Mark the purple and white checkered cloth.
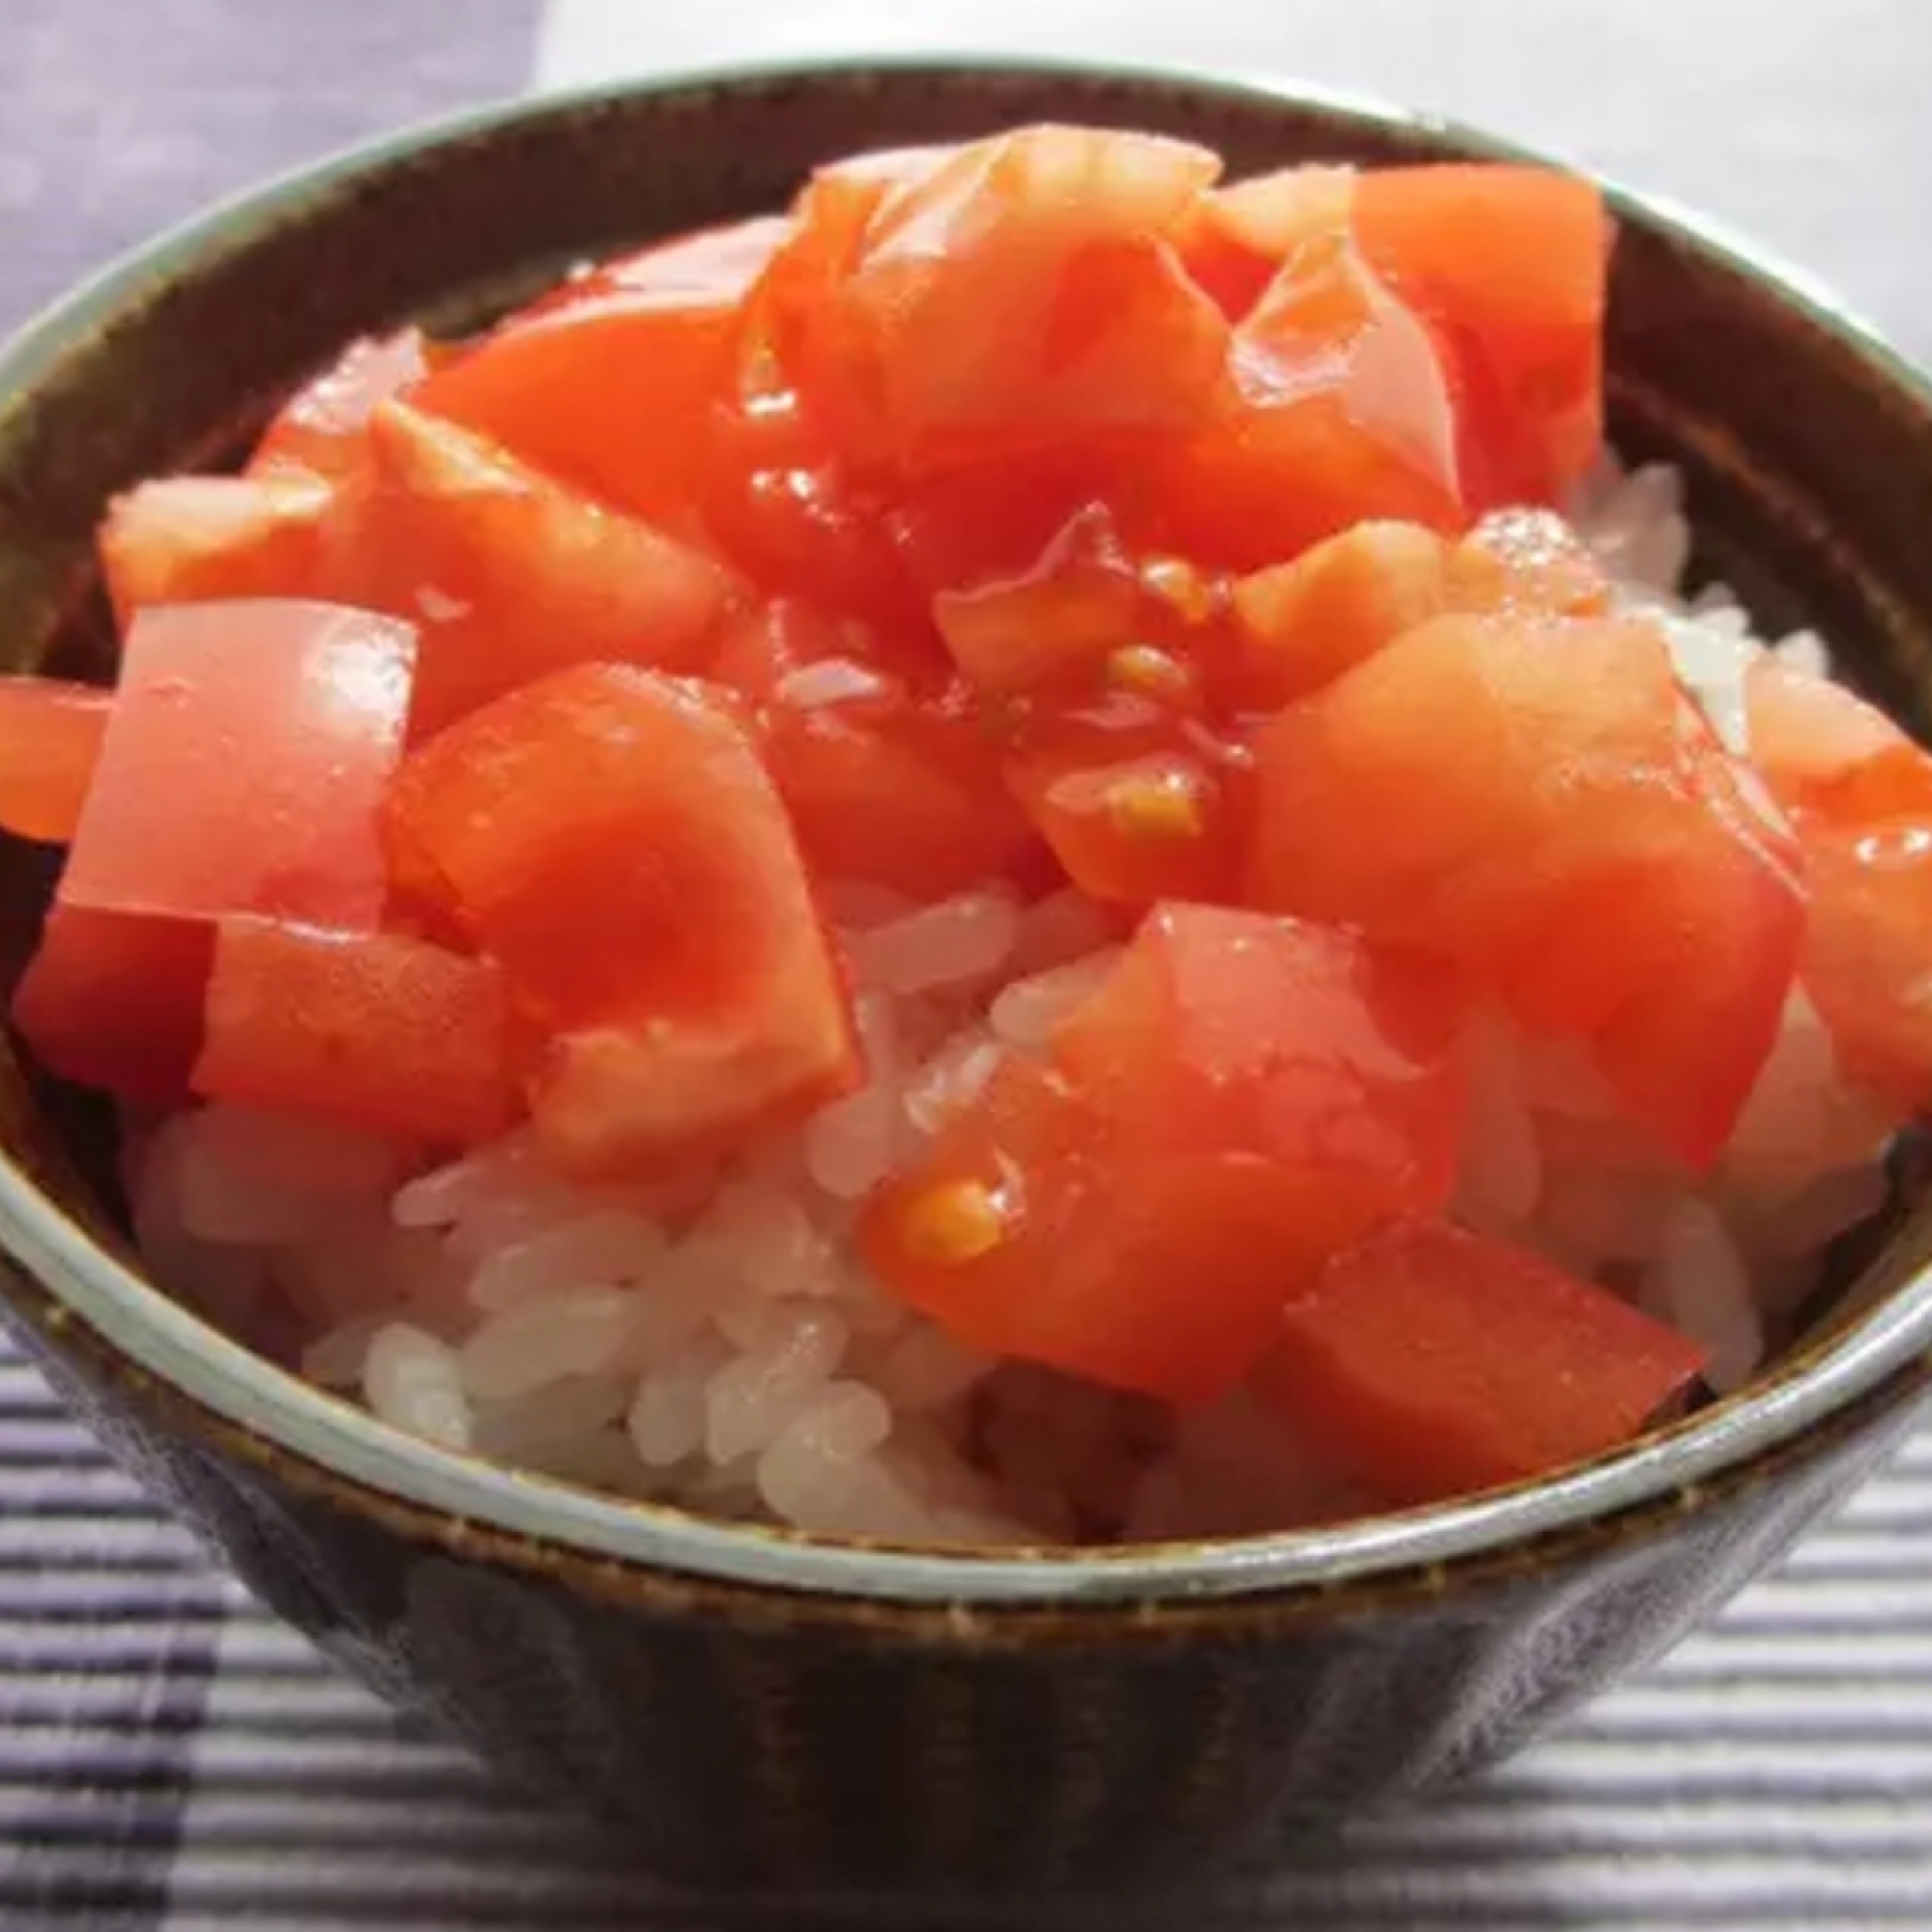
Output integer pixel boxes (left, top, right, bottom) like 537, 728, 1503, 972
6, 4, 1932, 1924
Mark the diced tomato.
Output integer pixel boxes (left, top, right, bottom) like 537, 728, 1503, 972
1259, 1219, 1707, 1503
1747, 655, 1932, 827
821, 127, 1226, 473
1249, 615, 1801, 1166
99, 474, 341, 622
699, 367, 927, 634
63, 601, 414, 933
384, 662, 856, 1173
0, 678, 112, 843
1747, 656, 1932, 1104
934, 505, 1152, 698
863, 907, 1465, 1402
1178, 164, 1356, 320
716, 600, 1036, 898
1008, 739, 1243, 908
1143, 234, 1464, 572
363, 400, 738, 737
1226, 521, 1450, 711
1444, 506, 1611, 619
12, 906, 213, 1105
1353, 165, 1609, 505
250, 329, 428, 480
408, 216, 790, 533
194, 918, 518, 1145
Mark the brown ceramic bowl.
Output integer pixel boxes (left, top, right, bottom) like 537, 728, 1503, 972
3, 57, 1932, 1911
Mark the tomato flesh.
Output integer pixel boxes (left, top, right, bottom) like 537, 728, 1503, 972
863, 906, 1465, 1401
408, 216, 790, 533
1250, 614, 1802, 1167
250, 329, 428, 480
194, 918, 517, 1146
364, 400, 738, 737
1353, 165, 1609, 505
100, 474, 342, 622
0, 678, 112, 844
1259, 1219, 1707, 1503
64, 601, 414, 933
1146, 235, 1465, 572
384, 662, 856, 1173
1749, 656, 1932, 1103
716, 600, 1036, 898
13, 907, 213, 1106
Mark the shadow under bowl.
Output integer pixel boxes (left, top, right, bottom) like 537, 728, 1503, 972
2, 56, 1932, 1906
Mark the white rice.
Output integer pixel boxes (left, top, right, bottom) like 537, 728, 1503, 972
124, 452, 1905, 1545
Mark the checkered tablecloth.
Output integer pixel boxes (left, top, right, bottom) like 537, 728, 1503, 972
7, 3, 1932, 1925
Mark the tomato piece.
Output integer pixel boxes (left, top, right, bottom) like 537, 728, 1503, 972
700, 367, 926, 634
933, 505, 1151, 698
1746, 657, 1932, 1103
250, 329, 427, 479
194, 918, 517, 1145
1747, 655, 1932, 827
12, 906, 213, 1105
716, 601, 1035, 898
1143, 235, 1464, 572
1444, 506, 1611, 619
1259, 1220, 1706, 1503
0, 678, 112, 843
1353, 166, 1609, 505
409, 216, 789, 533
1226, 521, 1450, 711
384, 662, 856, 1173
99, 474, 341, 623
363, 400, 738, 737
825, 127, 1226, 472
63, 602, 413, 933
863, 907, 1465, 1402
1179, 164, 1356, 319
1054, 905, 1467, 1184
1249, 615, 1801, 1166
1009, 741, 1241, 908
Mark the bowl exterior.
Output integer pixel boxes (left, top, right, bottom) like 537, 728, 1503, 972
4, 1264, 1921, 1897
4, 60, 1932, 1902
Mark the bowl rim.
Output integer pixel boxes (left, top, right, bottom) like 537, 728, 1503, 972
4, 50, 1932, 1609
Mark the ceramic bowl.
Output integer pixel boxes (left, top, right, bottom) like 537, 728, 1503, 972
3, 57, 1932, 1910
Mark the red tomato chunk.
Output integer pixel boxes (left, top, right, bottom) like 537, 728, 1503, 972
385, 662, 857, 1175
0, 678, 112, 844
194, 919, 517, 1145
61, 602, 414, 933
1259, 1219, 1707, 1503
863, 906, 1465, 1402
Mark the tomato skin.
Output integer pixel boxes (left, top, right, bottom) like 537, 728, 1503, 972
100, 474, 343, 623
1249, 614, 1801, 1168
13, 907, 213, 1106
384, 662, 857, 1173
0, 678, 112, 844
409, 216, 790, 534
1178, 165, 1357, 320
1258, 1219, 1706, 1504
249, 329, 427, 480
363, 401, 739, 737
1143, 236, 1465, 573
1352, 166, 1609, 505
1747, 656, 1932, 827
863, 907, 1466, 1402
63, 601, 415, 935
822, 127, 1227, 473
194, 919, 518, 1146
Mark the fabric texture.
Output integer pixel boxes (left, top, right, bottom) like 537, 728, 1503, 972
3, 2, 1931, 1925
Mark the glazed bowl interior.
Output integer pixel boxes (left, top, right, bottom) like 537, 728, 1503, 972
4, 57, 1932, 1609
